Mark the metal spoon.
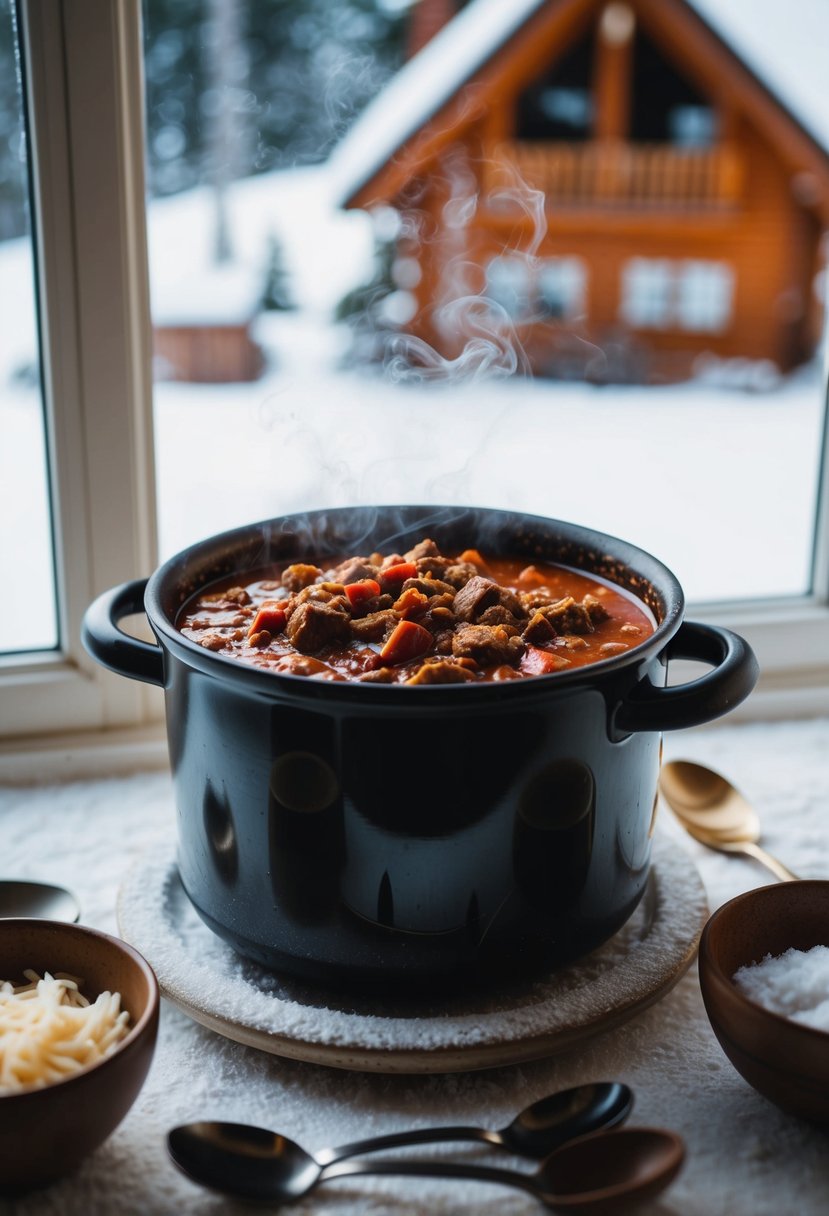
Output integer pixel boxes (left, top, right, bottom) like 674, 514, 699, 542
168, 1121, 684, 1211
0, 880, 80, 922
659, 760, 798, 882
314, 1081, 632, 1164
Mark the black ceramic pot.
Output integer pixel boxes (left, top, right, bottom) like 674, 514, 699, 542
83, 506, 758, 992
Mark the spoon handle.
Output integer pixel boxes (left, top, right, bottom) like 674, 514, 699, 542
715, 840, 799, 882
315, 1125, 495, 1167
319, 1156, 543, 1202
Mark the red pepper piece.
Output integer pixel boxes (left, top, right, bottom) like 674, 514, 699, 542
247, 601, 287, 638
381, 561, 417, 583
520, 645, 570, 675
344, 579, 381, 607
379, 620, 433, 665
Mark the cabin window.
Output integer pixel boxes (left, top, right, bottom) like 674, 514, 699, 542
485, 256, 531, 319
486, 256, 586, 322
620, 258, 674, 329
516, 30, 594, 142
629, 27, 712, 144
537, 258, 587, 320
676, 260, 734, 332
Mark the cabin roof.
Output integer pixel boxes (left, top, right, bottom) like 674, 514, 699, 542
328, 0, 829, 209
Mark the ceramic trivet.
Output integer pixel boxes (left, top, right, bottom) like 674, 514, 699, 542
117, 831, 707, 1073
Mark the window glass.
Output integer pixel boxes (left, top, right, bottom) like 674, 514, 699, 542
676, 260, 734, 333
0, 0, 57, 655
143, 0, 827, 607
620, 258, 673, 329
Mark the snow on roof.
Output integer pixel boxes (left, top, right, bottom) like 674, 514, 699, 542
328, 0, 829, 210
327, 0, 547, 207
151, 262, 263, 327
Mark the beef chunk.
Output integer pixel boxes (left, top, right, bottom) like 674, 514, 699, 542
349, 609, 398, 642
401, 576, 456, 599
357, 667, 396, 684
406, 659, 475, 685
405, 538, 441, 562
286, 601, 350, 653
327, 557, 379, 584
414, 554, 454, 577
281, 563, 323, 592
452, 624, 525, 667
442, 562, 479, 589
452, 575, 527, 625
477, 604, 523, 631
538, 595, 609, 635
452, 575, 501, 621
522, 611, 558, 644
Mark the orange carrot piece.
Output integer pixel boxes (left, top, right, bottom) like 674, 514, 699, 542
345, 579, 381, 607
379, 620, 433, 665
520, 645, 570, 675
382, 561, 417, 583
247, 602, 287, 638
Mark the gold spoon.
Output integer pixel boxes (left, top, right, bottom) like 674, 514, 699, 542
659, 760, 798, 882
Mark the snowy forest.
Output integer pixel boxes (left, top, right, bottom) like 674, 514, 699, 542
0, 0, 409, 240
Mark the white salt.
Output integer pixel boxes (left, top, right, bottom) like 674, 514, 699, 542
733, 945, 829, 1032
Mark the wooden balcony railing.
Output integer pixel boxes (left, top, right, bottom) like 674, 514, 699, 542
494, 141, 743, 210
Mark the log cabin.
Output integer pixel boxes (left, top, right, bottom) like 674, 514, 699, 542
330, 0, 829, 382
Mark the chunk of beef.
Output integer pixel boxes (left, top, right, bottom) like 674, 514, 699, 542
414, 554, 454, 577
404, 538, 442, 562
538, 595, 609, 635
452, 575, 501, 621
327, 556, 379, 584
349, 609, 398, 642
286, 601, 350, 654
406, 659, 475, 685
453, 575, 527, 625
522, 611, 558, 645
281, 563, 323, 592
401, 576, 456, 599
442, 561, 479, 589
452, 624, 525, 667
357, 667, 396, 684
477, 604, 523, 632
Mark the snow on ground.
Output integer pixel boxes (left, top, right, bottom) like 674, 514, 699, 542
1, 165, 826, 652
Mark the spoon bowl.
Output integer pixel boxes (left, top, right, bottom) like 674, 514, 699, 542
0, 881, 80, 923
659, 760, 797, 882
314, 1081, 632, 1165
168, 1121, 684, 1211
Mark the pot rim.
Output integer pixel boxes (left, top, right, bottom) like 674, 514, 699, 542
144, 504, 685, 703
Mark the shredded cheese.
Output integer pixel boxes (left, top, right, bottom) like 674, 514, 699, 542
0, 969, 131, 1095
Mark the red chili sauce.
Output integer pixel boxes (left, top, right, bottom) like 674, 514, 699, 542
177, 538, 655, 684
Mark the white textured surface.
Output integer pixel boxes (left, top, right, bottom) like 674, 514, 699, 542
1, 717, 828, 1215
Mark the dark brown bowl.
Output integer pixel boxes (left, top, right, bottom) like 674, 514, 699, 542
698, 881, 829, 1124
0, 919, 159, 1194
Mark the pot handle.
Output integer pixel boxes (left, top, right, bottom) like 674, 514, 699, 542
81, 578, 165, 688
614, 621, 758, 735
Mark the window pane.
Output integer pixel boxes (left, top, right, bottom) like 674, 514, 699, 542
144, 0, 827, 607
0, 0, 57, 654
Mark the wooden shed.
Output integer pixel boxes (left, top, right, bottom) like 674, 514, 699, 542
152, 264, 264, 384
330, 0, 829, 381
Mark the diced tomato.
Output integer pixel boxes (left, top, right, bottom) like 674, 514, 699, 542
344, 579, 381, 607
379, 620, 433, 665
520, 645, 570, 675
381, 561, 417, 583
247, 601, 287, 638
393, 587, 429, 617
